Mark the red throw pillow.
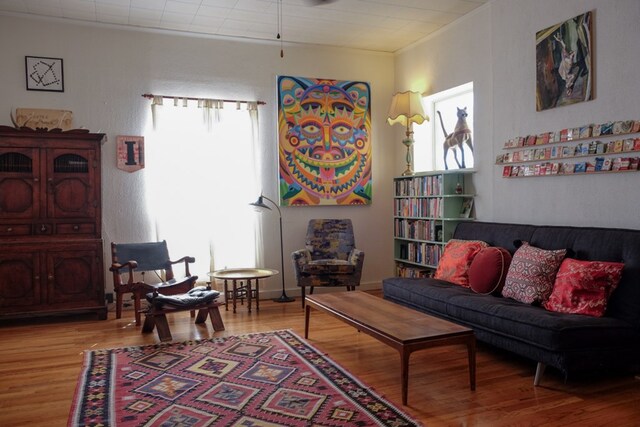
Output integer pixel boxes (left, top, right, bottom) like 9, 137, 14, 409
543, 258, 624, 317
434, 239, 488, 286
468, 247, 512, 294
502, 242, 566, 304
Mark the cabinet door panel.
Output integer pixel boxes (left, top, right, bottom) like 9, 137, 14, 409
0, 252, 41, 308
47, 149, 97, 219
46, 248, 102, 305
0, 148, 41, 220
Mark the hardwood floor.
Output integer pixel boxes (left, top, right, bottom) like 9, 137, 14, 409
1, 290, 639, 426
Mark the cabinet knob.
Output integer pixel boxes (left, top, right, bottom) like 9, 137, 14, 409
33, 178, 39, 182
48, 275, 54, 280
40, 224, 48, 232
34, 275, 40, 280
73, 225, 80, 231
6, 227, 12, 232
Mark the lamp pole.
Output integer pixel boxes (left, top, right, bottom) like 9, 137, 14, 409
250, 195, 295, 303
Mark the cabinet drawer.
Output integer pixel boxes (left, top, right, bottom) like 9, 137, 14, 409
0, 224, 31, 236
56, 223, 96, 235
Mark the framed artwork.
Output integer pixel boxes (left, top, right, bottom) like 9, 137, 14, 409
460, 198, 474, 218
25, 56, 64, 92
116, 135, 145, 172
277, 76, 372, 206
536, 11, 593, 111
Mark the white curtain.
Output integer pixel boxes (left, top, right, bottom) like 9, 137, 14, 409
146, 98, 261, 277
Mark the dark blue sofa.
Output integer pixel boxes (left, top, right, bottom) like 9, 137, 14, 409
383, 221, 640, 384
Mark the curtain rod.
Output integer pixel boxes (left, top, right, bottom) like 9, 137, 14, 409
142, 93, 266, 105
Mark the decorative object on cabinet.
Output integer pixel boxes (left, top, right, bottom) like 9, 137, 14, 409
0, 126, 106, 320
11, 108, 73, 131
497, 119, 640, 178
116, 135, 145, 172
393, 169, 476, 278
536, 11, 593, 111
250, 194, 294, 303
25, 56, 64, 92
276, 76, 372, 206
387, 90, 429, 176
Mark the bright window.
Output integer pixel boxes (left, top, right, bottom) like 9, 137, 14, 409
414, 82, 474, 172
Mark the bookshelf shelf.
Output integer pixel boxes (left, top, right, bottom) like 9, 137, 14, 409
393, 169, 476, 278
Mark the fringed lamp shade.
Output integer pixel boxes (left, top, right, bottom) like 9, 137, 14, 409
387, 91, 429, 176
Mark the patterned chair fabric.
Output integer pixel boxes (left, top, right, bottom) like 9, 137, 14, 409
292, 219, 365, 307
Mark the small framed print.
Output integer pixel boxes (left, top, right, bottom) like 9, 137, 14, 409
25, 56, 64, 92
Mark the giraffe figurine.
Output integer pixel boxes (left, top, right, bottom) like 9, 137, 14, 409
437, 107, 473, 170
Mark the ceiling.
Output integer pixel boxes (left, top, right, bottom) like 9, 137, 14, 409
0, 0, 489, 53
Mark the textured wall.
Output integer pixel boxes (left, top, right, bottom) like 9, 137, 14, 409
395, 0, 640, 230
0, 15, 396, 296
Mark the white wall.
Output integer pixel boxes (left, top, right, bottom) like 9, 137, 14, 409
395, 0, 640, 230
0, 15, 396, 296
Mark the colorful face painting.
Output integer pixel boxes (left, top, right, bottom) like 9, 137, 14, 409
277, 76, 372, 206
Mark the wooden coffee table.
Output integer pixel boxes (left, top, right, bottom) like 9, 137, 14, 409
304, 291, 476, 405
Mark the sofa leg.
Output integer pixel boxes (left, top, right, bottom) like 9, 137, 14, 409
534, 362, 546, 386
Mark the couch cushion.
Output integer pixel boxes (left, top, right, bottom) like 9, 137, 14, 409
468, 247, 512, 294
301, 259, 355, 275
502, 243, 566, 304
544, 258, 624, 317
434, 239, 488, 286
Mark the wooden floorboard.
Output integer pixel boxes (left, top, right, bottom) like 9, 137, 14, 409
1, 290, 639, 426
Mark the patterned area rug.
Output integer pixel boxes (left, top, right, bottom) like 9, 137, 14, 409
68, 329, 421, 426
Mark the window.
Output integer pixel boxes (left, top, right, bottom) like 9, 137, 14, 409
145, 100, 260, 276
414, 82, 474, 172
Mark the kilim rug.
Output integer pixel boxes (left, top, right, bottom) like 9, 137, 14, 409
68, 329, 422, 426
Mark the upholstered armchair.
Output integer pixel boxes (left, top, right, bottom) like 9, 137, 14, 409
291, 219, 365, 307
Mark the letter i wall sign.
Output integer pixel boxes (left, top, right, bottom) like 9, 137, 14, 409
116, 135, 145, 172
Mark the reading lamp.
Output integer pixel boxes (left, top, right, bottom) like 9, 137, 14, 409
250, 194, 295, 303
387, 91, 429, 176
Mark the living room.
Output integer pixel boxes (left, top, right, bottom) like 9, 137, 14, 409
1, 0, 639, 425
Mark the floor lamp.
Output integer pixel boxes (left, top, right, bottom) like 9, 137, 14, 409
250, 195, 295, 303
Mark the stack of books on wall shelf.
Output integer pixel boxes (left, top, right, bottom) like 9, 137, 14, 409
501, 119, 640, 149
497, 137, 640, 165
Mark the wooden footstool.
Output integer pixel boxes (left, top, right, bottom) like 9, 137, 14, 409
141, 286, 225, 342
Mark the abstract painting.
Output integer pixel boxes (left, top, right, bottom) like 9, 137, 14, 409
277, 76, 371, 206
536, 11, 593, 111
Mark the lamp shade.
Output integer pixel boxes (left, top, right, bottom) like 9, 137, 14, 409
387, 91, 429, 127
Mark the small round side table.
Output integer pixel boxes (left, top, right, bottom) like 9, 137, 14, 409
208, 268, 278, 313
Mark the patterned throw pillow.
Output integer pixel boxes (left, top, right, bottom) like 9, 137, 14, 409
502, 242, 566, 304
468, 247, 512, 295
543, 258, 624, 317
434, 239, 488, 286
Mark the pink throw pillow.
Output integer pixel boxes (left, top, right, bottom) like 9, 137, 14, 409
543, 258, 624, 317
434, 239, 488, 287
501, 242, 566, 304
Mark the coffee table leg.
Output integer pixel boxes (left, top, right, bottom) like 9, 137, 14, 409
247, 279, 252, 313
468, 336, 476, 391
224, 280, 229, 311
255, 279, 260, 312
400, 349, 410, 405
304, 304, 311, 339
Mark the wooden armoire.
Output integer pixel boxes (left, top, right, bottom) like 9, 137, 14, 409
0, 126, 107, 320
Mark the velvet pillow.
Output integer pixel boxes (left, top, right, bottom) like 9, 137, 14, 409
468, 247, 512, 295
502, 242, 566, 304
543, 258, 624, 317
434, 239, 488, 286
